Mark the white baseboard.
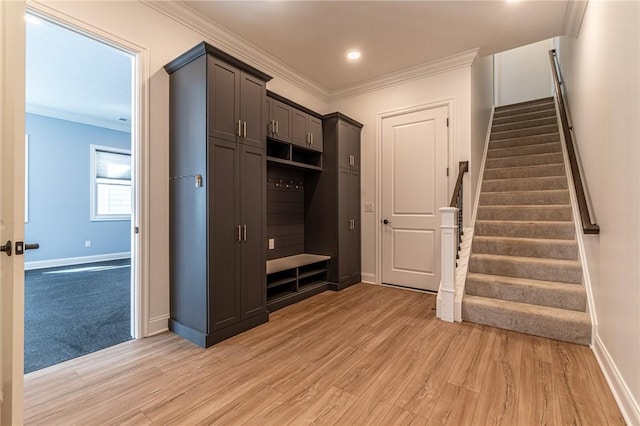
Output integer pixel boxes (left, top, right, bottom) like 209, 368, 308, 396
147, 314, 169, 337
593, 334, 640, 425
25, 252, 131, 270
361, 273, 377, 284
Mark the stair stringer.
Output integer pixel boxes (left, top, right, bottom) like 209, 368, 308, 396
553, 97, 597, 344
452, 107, 495, 321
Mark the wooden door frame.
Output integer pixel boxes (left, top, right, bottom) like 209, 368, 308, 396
26, 3, 151, 339
375, 100, 453, 287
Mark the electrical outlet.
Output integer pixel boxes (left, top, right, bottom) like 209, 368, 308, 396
268, 239, 275, 250
85, 240, 91, 248
364, 202, 374, 212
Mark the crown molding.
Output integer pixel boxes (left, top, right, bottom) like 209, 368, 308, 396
26, 104, 131, 132
330, 48, 479, 102
141, 0, 331, 102
562, 0, 588, 38
142, 1, 480, 104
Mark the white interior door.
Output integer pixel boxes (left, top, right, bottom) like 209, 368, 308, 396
381, 106, 448, 291
1, 0, 26, 423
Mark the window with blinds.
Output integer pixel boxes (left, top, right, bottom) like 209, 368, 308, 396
90, 145, 132, 220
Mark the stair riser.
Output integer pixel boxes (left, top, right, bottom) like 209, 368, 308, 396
492, 117, 557, 132
483, 164, 565, 180
485, 152, 564, 169
461, 300, 591, 345
469, 256, 582, 284
494, 102, 556, 117
482, 177, 567, 192
465, 278, 586, 311
489, 134, 560, 150
479, 190, 569, 206
492, 109, 556, 126
472, 238, 578, 260
491, 125, 559, 141
487, 142, 562, 159
475, 222, 575, 240
476, 206, 573, 221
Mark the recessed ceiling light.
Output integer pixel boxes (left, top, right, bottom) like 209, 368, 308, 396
347, 50, 361, 61
25, 14, 42, 25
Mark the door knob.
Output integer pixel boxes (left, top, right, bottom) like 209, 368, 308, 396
0, 240, 11, 256
383, 219, 391, 225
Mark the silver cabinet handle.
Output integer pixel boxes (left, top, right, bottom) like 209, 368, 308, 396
237, 225, 242, 241
243, 225, 247, 241
243, 121, 247, 138
276, 121, 279, 134
237, 120, 242, 137
310, 133, 313, 145
271, 120, 275, 135
349, 155, 355, 166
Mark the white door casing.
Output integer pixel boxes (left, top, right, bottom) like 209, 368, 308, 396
1, 0, 26, 423
381, 106, 448, 291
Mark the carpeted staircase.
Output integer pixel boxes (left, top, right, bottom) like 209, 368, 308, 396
462, 97, 591, 345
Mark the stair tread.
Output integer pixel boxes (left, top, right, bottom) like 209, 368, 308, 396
488, 132, 560, 144
473, 235, 577, 245
495, 98, 554, 110
492, 108, 556, 122
492, 124, 558, 135
492, 117, 557, 130
488, 141, 561, 154
477, 219, 573, 223
480, 189, 569, 196
478, 204, 572, 208
482, 176, 566, 183
471, 252, 581, 267
467, 272, 584, 289
463, 294, 590, 321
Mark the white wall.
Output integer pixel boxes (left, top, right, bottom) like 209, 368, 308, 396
470, 54, 495, 210
37, 1, 329, 334
329, 68, 472, 284
494, 39, 554, 106
555, 1, 640, 423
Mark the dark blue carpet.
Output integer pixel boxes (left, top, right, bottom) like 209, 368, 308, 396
24, 259, 132, 374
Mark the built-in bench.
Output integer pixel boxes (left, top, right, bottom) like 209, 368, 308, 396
266, 253, 330, 311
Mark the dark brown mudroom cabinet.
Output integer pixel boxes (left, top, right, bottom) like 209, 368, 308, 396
306, 113, 363, 289
165, 42, 272, 347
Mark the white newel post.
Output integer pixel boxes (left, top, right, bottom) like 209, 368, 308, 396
437, 207, 458, 322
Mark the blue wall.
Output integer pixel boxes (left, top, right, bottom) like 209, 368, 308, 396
25, 113, 131, 263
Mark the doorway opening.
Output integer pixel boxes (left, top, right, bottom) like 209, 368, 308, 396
24, 13, 136, 373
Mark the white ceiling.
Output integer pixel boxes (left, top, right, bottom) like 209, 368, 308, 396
26, 15, 132, 132
25, 1, 575, 129
182, 0, 571, 91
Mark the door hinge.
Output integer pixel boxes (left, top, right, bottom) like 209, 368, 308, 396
446, 167, 449, 177
446, 117, 449, 127
135, 226, 140, 234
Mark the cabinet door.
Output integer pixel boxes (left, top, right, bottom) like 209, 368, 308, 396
337, 121, 360, 170
337, 167, 351, 283
240, 72, 266, 149
208, 57, 240, 143
349, 169, 361, 282
240, 144, 267, 319
291, 109, 309, 148
209, 138, 241, 332
272, 100, 293, 143
308, 116, 323, 152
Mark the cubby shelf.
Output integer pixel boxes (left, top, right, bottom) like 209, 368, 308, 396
267, 139, 322, 171
266, 254, 330, 311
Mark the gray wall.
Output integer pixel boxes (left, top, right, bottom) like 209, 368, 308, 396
25, 113, 131, 264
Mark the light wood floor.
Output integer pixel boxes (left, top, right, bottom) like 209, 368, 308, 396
24, 283, 624, 425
